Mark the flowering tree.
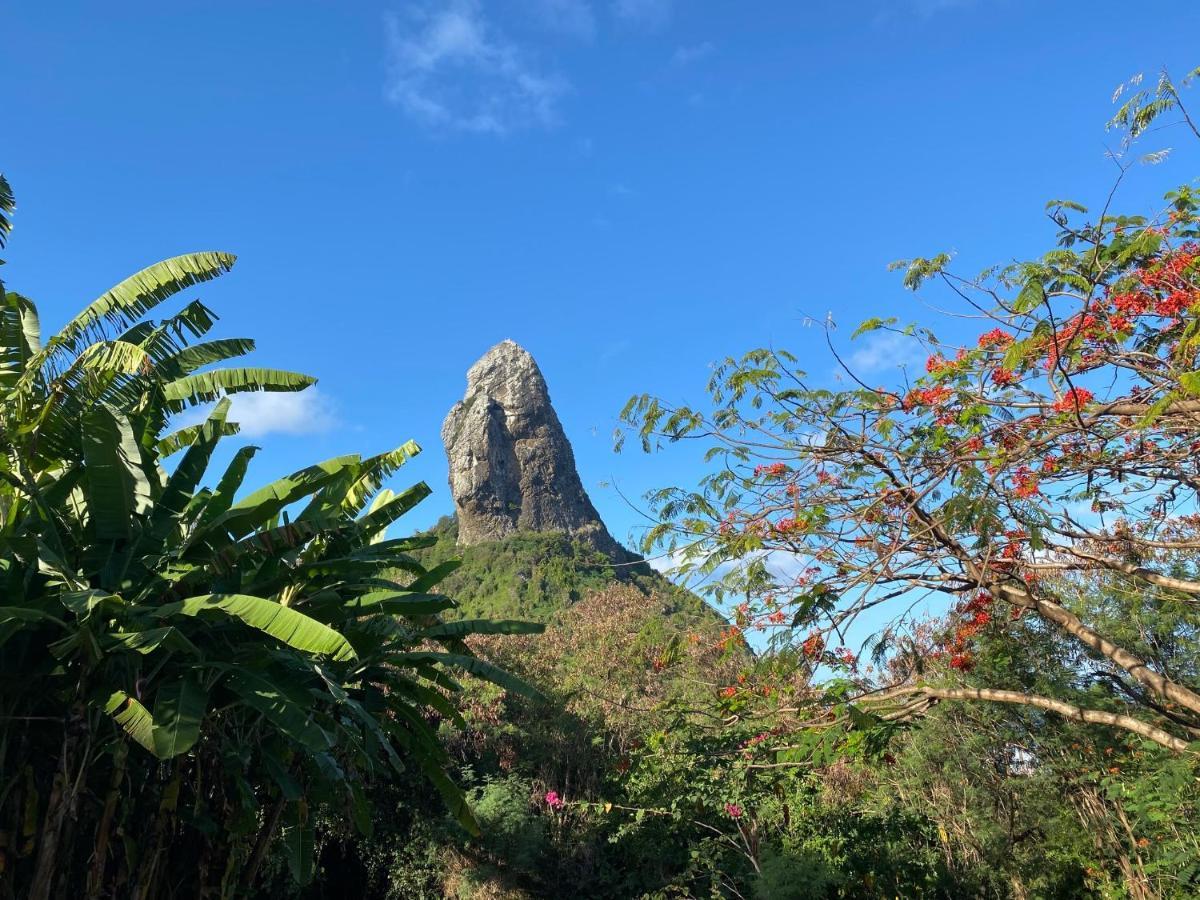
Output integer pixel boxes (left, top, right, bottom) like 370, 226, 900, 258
621, 67, 1200, 754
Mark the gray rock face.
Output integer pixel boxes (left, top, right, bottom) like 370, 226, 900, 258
442, 340, 627, 558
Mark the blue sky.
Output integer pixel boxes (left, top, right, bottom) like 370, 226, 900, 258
4, 0, 1200, 561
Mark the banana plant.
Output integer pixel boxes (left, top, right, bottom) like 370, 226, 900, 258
0, 175, 542, 900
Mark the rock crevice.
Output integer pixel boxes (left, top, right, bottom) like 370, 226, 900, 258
442, 340, 627, 559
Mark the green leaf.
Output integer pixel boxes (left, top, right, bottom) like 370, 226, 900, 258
350, 482, 432, 544
389, 651, 545, 702
151, 675, 207, 758
162, 337, 256, 377
0, 607, 67, 629
338, 591, 455, 618
81, 404, 153, 539
104, 691, 156, 754
1013, 279, 1046, 313
104, 626, 199, 656
851, 317, 898, 339
197, 445, 258, 527
223, 669, 331, 751
156, 594, 357, 661
202, 455, 359, 541
405, 559, 461, 593
282, 802, 315, 886
156, 419, 240, 458
419, 619, 545, 640
0, 173, 13, 250
1136, 393, 1175, 429
59, 589, 124, 618
146, 399, 232, 549
1178, 371, 1200, 395
39, 252, 236, 363
0, 291, 41, 382
163, 367, 315, 409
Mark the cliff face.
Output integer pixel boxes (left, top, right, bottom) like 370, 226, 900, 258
441, 340, 628, 559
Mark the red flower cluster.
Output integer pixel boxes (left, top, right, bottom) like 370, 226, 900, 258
926, 354, 953, 375
904, 385, 953, 409
1111, 291, 1151, 317
991, 367, 1017, 386
961, 435, 984, 454
978, 328, 1014, 349
753, 461, 789, 478
801, 633, 825, 658
942, 593, 996, 673
1012, 466, 1041, 499
1052, 387, 1094, 413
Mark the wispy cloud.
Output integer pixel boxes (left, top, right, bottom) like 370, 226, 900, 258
384, 1, 569, 134
612, 0, 673, 30
844, 331, 923, 375
523, 0, 596, 39
174, 388, 337, 440
672, 41, 713, 66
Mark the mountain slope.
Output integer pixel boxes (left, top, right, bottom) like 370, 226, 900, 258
415, 515, 723, 630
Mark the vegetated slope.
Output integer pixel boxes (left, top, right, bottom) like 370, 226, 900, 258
414, 515, 725, 630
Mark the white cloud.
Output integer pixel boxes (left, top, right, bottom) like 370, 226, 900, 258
227, 388, 337, 438
845, 331, 923, 375
612, 0, 673, 30
672, 41, 713, 66
384, 2, 569, 134
523, 0, 596, 39
173, 388, 337, 440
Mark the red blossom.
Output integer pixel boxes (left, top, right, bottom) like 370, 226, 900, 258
978, 328, 1013, 348
926, 354, 953, 375
991, 367, 1016, 386
801, 633, 825, 658
904, 385, 953, 409
1052, 387, 1094, 413
1012, 466, 1041, 499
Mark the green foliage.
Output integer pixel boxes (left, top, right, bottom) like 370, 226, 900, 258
412, 516, 716, 627
0, 178, 532, 899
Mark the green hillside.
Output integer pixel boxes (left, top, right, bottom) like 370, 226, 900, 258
414, 515, 724, 628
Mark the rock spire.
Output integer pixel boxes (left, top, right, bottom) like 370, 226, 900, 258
441, 340, 627, 558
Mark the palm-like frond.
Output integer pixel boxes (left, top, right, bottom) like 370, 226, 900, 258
0, 198, 539, 895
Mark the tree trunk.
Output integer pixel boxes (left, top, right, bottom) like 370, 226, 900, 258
239, 794, 286, 893
86, 742, 126, 897
27, 708, 85, 900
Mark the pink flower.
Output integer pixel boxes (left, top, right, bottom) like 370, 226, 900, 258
724, 802, 743, 819
544, 790, 563, 809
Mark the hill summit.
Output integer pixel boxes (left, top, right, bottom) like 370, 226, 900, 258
442, 340, 630, 560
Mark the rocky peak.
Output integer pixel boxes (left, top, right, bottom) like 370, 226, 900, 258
442, 340, 628, 559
